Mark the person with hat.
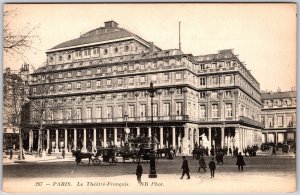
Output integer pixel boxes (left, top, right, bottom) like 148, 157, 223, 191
180, 156, 190, 179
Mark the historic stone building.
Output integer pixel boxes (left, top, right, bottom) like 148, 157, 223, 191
27, 21, 262, 154
261, 90, 296, 147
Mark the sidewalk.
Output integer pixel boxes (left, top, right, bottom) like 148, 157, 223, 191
2, 154, 75, 165
3, 172, 296, 193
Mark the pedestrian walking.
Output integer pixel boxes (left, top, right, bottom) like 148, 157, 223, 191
9, 149, 13, 159
271, 146, 276, 156
229, 147, 232, 156
236, 152, 246, 171
62, 149, 65, 158
208, 158, 216, 178
136, 161, 143, 185
198, 155, 206, 172
180, 156, 190, 179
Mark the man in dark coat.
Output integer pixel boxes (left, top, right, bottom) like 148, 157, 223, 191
271, 146, 276, 156
208, 158, 216, 178
136, 161, 143, 185
198, 155, 207, 172
236, 152, 246, 171
180, 156, 190, 179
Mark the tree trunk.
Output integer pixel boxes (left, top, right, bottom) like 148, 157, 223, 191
19, 128, 23, 160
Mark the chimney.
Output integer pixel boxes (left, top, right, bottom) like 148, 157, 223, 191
6, 67, 10, 74
277, 87, 281, 92
104, 21, 119, 28
149, 42, 155, 53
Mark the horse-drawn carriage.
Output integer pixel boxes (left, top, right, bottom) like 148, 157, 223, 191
192, 146, 206, 159
72, 147, 117, 165
282, 144, 289, 154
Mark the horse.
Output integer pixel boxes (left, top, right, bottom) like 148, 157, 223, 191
72, 150, 93, 165
117, 147, 140, 163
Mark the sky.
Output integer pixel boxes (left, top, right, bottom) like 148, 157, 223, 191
3, 3, 296, 92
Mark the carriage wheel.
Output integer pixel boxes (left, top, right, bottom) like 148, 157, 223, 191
93, 159, 101, 166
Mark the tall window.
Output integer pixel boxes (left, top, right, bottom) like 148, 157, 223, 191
211, 92, 218, 99
58, 84, 63, 91
175, 72, 182, 79
118, 78, 123, 86
58, 109, 63, 120
96, 68, 101, 74
212, 76, 218, 85
107, 106, 113, 118
225, 104, 233, 117
128, 105, 135, 117
86, 69, 91, 75
163, 103, 170, 116
140, 76, 146, 83
153, 103, 158, 116
129, 77, 134, 86
58, 73, 63, 78
107, 79, 112, 87
200, 92, 206, 99
164, 73, 170, 81
225, 75, 232, 84
76, 82, 81, 89
278, 116, 283, 127
200, 105, 206, 118
67, 72, 72, 77
212, 104, 219, 118
96, 80, 101, 87
86, 81, 91, 88
200, 77, 206, 86
140, 104, 146, 117
77, 71, 81, 76
76, 108, 82, 119
225, 91, 232, 98
117, 105, 123, 118
287, 116, 293, 127
86, 107, 92, 119
67, 83, 72, 90
96, 107, 102, 118
200, 64, 205, 70
67, 108, 72, 119
268, 117, 274, 127
176, 102, 182, 115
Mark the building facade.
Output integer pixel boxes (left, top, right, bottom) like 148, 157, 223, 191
26, 21, 262, 154
261, 90, 296, 147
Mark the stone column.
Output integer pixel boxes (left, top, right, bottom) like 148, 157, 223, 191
29, 129, 33, 151
172, 126, 176, 148
103, 128, 107, 148
208, 127, 212, 151
221, 127, 225, 149
160, 126, 163, 148
55, 129, 58, 153
114, 128, 118, 146
82, 129, 87, 152
136, 127, 140, 136
46, 129, 50, 151
74, 129, 77, 150
148, 126, 151, 137
38, 130, 41, 151
64, 129, 68, 151
93, 128, 97, 149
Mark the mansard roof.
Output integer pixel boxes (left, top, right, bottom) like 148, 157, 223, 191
261, 91, 296, 100
49, 21, 160, 52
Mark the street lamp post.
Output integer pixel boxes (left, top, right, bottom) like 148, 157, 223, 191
148, 81, 157, 178
124, 113, 129, 143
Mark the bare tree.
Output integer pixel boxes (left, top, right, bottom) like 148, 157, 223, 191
3, 71, 29, 160
3, 9, 39, 58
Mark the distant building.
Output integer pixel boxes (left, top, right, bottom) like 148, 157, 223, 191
27, 21, 262, 154
3, 64, 30, 150
261, 90, 296, 147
